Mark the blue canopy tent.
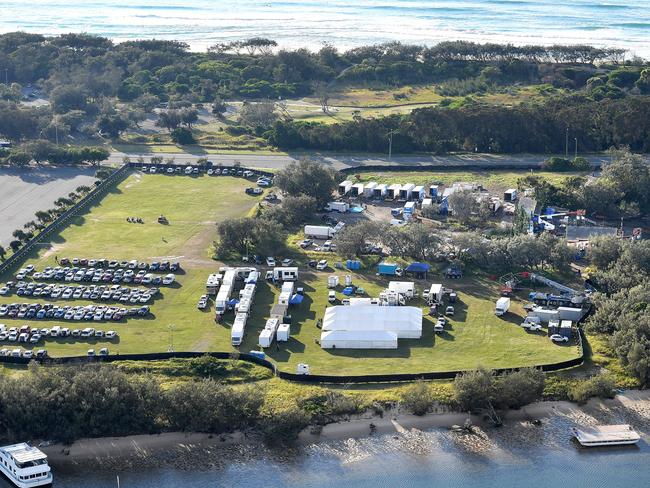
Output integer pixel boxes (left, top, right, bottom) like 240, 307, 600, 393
342, 287, 355, 296
289, 294, 304, 305
406, 262, 430, 278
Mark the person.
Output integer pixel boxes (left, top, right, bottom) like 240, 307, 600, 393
54, 255, 58, 264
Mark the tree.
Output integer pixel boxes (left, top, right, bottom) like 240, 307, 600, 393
401, 381, 436, 415
315, 81, 330, 113
170, 127, 195, 145
0, 245, 6, 261
180, 108, 199, 128
156, 110, 182, 131
260, 407, 310, 445
238, 101, 278, 129
97, 114, 129, 138
216, 217, 287, 257
12, 229, 28, 242
454, 368, 495, 412
448, 190, 477, 224
211, 96, 227, 117
50, 86, 87, 113
8, 150, 31, 166
274, 158, 338, 206
9, 240, 21, 252
334, 221, 385, 258
264, 195, 318, 229
35, 210, 52, 224
80, 147, 110, 166
495, 368, 545, 409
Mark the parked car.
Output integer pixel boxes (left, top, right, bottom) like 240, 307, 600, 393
316, 260, 328, 270
281, 258, 293, 267
445, 306, 455, 316
550, 334, 569, 343
266, 256, 276, 267
99, 348, 109, 357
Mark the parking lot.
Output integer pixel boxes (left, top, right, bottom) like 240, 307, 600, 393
0, 166, 97, 246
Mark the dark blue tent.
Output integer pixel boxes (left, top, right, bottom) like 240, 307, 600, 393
342, 287, 355, 296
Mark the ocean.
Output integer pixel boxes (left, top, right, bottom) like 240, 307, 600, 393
1, 0, 649, 56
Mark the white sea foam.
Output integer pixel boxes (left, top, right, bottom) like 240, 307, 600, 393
1, 0, 649, 56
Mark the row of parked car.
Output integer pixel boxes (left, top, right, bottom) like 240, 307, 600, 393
140, 164, 261, 180
2, 282, 158, 304
0, 302, 150, 321
12, 265, 176, 286
57, 258, 179, 272
0, 324, 118, 344
0, 348, 48, 360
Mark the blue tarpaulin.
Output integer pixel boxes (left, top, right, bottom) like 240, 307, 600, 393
289, 294, 304, 305
228, 299, 240, 307
342, 287, 355, 296
406, 262, 430, 273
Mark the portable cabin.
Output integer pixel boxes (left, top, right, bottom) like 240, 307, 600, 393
259, 318, 280, 347
387, 184, 402, 200
272, 267, 298, 282
412, 185, 425, 201
373, 184, 388, 199
278, 282, 295, 305
429, 185, 439, 200
276, 323, 290, 341
351, 183, 364, 197
363, 182, 378, 198
399, 183, 415, 201
215, 269, 236, 315
504, 188, 518, 202
338, 180, 353, 195
421, 198, 433, 209
560, 320, 573, 339
328, 275, 340, 288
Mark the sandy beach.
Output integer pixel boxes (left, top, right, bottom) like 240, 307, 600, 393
41, 389, 650, 470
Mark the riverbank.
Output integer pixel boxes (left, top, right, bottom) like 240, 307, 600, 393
42, 390, 650, 471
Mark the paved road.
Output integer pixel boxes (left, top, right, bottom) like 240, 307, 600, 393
0, 167, 97, 247
108, 151, 614, 170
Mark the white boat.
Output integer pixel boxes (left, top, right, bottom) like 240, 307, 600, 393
0, 443, 52, 487
573, 424, 641, 447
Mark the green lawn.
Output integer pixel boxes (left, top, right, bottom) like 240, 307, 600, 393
0, 172, 580, 375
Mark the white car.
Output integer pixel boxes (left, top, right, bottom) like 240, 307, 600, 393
22, 350, 33, 359
550, 334, 569, 343
105, 330, 117, 339
316, 260, 328, 270
281, 258, 293, 267
0, 287, 9, 296
266, 257, 276, 267
162, 274, 175, 285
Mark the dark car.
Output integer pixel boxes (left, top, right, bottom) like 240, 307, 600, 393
308, 260, 318, 268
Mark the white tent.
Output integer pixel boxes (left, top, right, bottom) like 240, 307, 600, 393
321, 305, 422, 340
320, 330, 398, 349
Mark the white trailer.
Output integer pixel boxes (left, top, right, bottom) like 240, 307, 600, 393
412, 185, 425, 201
278, 281, 295, 305
399, 183, 415, 201
495, 297, 511, 316
215, 269, 236, 315
338, 180, 353, 195
388, 281, 416, 299
351, 183, 364, 197
373, 184, 388, 199
529, 307, 560, 323
558, 307, 585, 321
363, 182, 378, 197
206, 273, 222, 295
231, 313, 248, 346
277, 323, 290, 342
259, 318, 280, 348
304, 225, 334, 239
425, 284, 443, 304
325, 201, 349, 213
387, 184, 402, 200
273, 267, 298, 282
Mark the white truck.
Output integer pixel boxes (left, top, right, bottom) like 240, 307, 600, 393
495, 297, 511, 316
304, 225, 335, 239
325, 201, 349, 213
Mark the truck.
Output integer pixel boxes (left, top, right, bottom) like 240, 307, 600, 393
425, 284, 443, 304
325, 201, 349, 213
495, 297, 511, 316
377, 262, 403, 277
388, 281, 415, 299
304, 225, 334, 239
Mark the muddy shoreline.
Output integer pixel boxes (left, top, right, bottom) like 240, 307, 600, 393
42, 390, 650, 473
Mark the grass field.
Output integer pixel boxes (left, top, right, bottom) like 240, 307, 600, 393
0, 172, 580, 375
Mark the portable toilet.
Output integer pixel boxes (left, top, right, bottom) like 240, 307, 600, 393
429, 185, 439, 200
345, 275, 353, 286
373, 184, 388, 199
338, 180, 353, 195
328, 275, 340, 288
412, 185, 425, 201
346, 260, 361, 270
363, 182, 378, 198
399, 183, 415, 201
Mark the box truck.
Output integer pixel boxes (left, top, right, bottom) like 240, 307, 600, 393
495, 297, 511, 316
377, 262, 403, 276
304, 225, 334, 239
325, 201, 349, 213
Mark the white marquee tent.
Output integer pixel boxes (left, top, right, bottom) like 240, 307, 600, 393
320, 330, 398, 349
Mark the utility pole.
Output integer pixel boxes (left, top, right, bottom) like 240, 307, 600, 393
387, 130, 396, 160
565, 127, 569, 158
574, 137, 578, 159
55, 125, 59, 146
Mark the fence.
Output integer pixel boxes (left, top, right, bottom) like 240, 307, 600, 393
0, 164, 131, 277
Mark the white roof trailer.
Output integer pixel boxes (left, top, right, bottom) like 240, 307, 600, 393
351, 183, 364, 197
206, 273, 222, 295
338, 180, 353, 195
387, 184, 402, 200
231, 313, 248, 345
259, 317, 280, 348
425, 284, 443, 303
273, 267, 298, 282
399, 183, 415, 201
363, 182, 378, 197
412, 185, 425, 201
215, 269, 236, 315
373, 184, 388, 198
278, 281, 295, 305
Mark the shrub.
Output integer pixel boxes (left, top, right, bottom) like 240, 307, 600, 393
568, 374, 616, 404
401, 380, 437, 416
260, 407, 310, 445
170, 127, 195, 145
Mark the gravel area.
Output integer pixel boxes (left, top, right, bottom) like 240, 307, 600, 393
0, 166, 97, 246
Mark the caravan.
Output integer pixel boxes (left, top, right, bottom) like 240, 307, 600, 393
273, 267, 298, 282
231, 313, 248, 346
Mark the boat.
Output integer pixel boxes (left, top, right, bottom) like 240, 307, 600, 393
0, 443, 53, 487
573, 424, 641, 447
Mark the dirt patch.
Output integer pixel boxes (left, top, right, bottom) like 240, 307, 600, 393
41, 243, 66, 259
124, 173, 142, 189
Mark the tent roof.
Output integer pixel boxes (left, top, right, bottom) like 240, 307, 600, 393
322, 305, 422, 333
406, 262, 430, 273
321, 330, 398, 342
